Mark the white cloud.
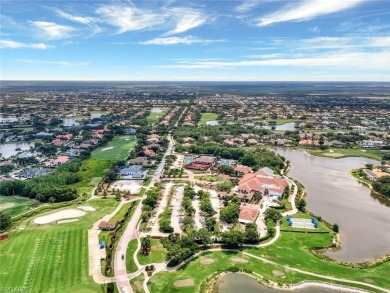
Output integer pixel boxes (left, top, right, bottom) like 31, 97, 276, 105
96, 4, 165, 34
15, 59, 88, 67
139, 36, 224, 45
164, 8, 207, 36
0, 39, 50, 49
257, 0, 366, 26
156, 51, 390, 70
30, 21, 75, 39
235, 0, 270, 13
55, 10, 96, 25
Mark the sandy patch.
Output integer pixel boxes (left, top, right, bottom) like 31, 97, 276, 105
0, 203, 15, 211
364, 278, 374, 283
329, 149, 334, 152
231, 257, 248, 263
77, 206, 96, 212
173, 279, 194, 288
272, 270, 285, 277
200, 257, 215, 265
362, 150, 366, 152
125, 139, 130, 141
57, 219, 79, 224
34, 209, 86, 224
110, 180, 143, 194
101, 147, 113, 152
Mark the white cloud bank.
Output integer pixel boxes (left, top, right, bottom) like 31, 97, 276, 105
0, 39, 50, 49
30, 21, 75, 39
139, 36, 224, 45
257, 0, 366, 26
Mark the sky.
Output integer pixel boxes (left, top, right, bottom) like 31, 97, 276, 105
1, 0, 390, 81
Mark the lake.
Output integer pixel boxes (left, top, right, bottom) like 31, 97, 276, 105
0, 142, 34, 159
274, 148, 390, 262
218, 273, 353, 293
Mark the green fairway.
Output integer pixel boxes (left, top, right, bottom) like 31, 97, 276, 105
198, 113, 218, 126
91, 135, 136, 160
0, 198, 118, 293
150, 227, 390, 293
138, 238, 167, 265
146, 108, 170, 125
309, 148, 385, 161
0, 196, 35, 217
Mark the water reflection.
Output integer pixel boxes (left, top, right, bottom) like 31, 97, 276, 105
274, 148, 390, 262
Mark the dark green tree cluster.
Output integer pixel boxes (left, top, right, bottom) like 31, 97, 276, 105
0, 160, 82, 202
0, 212, 12, 231
373, 176, 390, 198
161, 233, 198, 266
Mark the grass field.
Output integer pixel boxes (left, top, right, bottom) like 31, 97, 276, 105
138, 238, 167, 265
198, 113, 219, 126
73, 158, 113, 195
309, 148, 385, 161
126, 239, 139, 273
146, 108, 170, 125
0, 198, 118, 293
150, 225, 390, 293
130, 273, 145, 293
0, 196, 35, 217
91, 135, 136, 161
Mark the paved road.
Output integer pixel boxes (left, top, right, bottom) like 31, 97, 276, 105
113, 134, 174, 293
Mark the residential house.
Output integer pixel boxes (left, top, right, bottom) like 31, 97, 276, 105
331, 140, 346, 148
238, 203, 260, 224
19, 167, 53, 179
44, 155, 71, 167
117, 165, 148, 179
128, 157, 149, 166
363, 169, 378, 181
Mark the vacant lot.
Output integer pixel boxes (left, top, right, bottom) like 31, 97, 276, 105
198, 113, 218, 126
0, 198, 118, 293
91, 135, 136, 160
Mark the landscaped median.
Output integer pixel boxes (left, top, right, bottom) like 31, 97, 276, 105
100, 200, 139, 277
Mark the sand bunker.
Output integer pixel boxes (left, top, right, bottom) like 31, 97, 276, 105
364, 278, 374, 283
0, 203, 15, 211
231, 257, 248, 263
101, 147, 114, 152
272, 270, 285, 277
57, 219, 79, 224
173, 279, 194, 288
200, 257, 215, 265
77, 206, 96, 211
34, 209, 86, 224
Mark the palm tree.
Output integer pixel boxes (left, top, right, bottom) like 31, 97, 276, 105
141, 235, 151, 256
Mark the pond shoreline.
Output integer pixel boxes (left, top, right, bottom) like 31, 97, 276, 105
201, 271, 371, 293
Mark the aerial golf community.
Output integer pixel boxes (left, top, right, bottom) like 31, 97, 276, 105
0, 104, 389, 293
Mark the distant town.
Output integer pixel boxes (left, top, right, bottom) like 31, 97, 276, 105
0, 82, 389, 293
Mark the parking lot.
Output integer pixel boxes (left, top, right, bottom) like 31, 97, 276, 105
171, 185, 185, 233
150, 182, 173, 233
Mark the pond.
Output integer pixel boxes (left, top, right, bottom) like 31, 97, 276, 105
218, 273, 354, 293
62, 118, 80, 127
274, 148, 390, 262
262, 122, 296, 131
0, 142, 34, 159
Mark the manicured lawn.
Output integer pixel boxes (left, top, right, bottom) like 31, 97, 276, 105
146, 108, 170, 125
0, 196, 35, 217
126, 239, 139, 273
138, 238, 167, 265
309, 148, 385, 161
91, 135, 136, 161
150, 228, 390, 292
198, 113, 219, 126
130, 273, 145, 293
280, 212, 331, 233
0, 198, 118, 293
